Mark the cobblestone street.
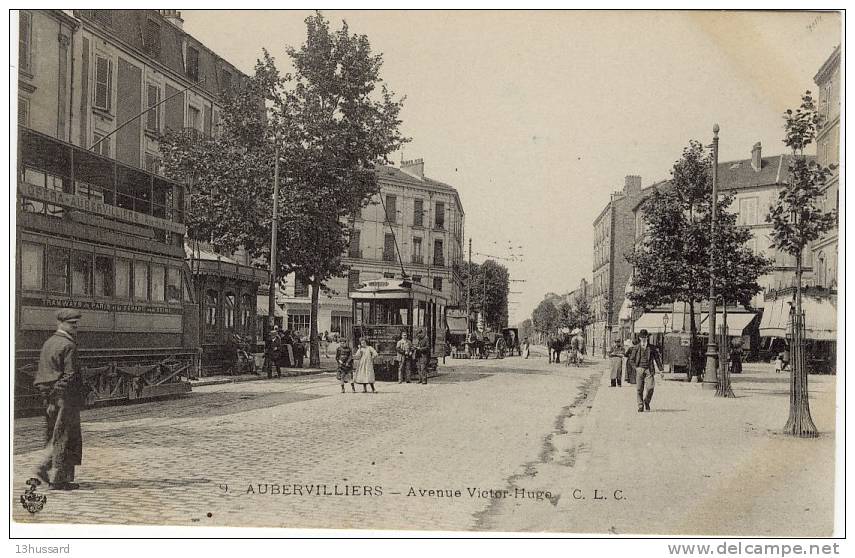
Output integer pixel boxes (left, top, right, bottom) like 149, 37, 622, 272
13, 351, 604, 531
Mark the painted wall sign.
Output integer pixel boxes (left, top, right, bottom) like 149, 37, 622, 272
18, 181, 186, 234
21, 296, 184, 315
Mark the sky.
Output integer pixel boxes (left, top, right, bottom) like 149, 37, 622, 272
181, 10, 841, 325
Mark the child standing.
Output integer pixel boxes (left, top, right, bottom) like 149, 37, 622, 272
353, 337, 378, 393
336, 339, 355, 393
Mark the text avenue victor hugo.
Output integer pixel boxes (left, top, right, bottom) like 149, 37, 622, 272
244, 483, 569, 501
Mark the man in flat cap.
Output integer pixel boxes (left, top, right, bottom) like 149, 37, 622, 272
631, 329, 663, 413
414, 328, 431, 384
33, 308, 86, 490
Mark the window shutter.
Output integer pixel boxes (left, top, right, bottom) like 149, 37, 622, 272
107, 59, 113, 112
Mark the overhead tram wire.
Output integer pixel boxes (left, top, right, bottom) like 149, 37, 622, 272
376, 193, 409, 280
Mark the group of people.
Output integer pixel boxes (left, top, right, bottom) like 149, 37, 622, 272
263, 326, 307, 378
334, 329, 433, 393
609, 329, 663, 412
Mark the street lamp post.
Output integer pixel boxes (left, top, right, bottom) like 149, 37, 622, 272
704, 124, 720, 384
268, 144, 280, 331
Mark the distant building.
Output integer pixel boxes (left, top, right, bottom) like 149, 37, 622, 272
589, 175, 644, 354
278, 158, 466, 338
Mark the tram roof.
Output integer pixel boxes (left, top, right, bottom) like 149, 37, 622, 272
350, 278, 448, 302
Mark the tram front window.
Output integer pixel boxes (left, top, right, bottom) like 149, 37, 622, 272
374, 300, 410, 325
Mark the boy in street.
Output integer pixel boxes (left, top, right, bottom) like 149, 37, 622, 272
395, 330, 413, 383
336, 339, 355, 393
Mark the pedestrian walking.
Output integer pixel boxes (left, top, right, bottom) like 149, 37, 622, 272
632, 329, 663, 412
609, 339, 624, 387
266, 327, 283, 378
395, 330, 414, 383
353, 337, 378, 393
729, 340, 743, 374
781, 347, 791, 372
624, 337, 639, 384
414, 328, 431, 384
321, 331, 330, 359
774, 352, 784, 374
33, 308, 86, 490
335, 339, 355, 393
521, 337, 531, 359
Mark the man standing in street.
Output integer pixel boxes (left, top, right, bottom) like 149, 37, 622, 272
395, 330, 413, 383
33, 308, 86, 490
632, 329, 663, 412
414, 328, 431, 384
266, 326, 283, 378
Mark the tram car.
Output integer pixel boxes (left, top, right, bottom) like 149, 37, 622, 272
15, 128, 196, 413
350, 278, 448, 381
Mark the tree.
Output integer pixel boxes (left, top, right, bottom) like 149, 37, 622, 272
463, 260, 510, 331
518, 319, 535, 342
273, 13, 409, 366
628, 141, 771, 380
571, 292, 593, 349
767, 92, 837, 438
557, 301, 573, 329
532, 298, 560, 341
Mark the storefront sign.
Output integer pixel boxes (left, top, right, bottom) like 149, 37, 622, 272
18, 181, 186, 234
21, 297, 184, 315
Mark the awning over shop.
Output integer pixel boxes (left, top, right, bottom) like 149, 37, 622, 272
256, 295, 287, 317
632, 313, 671, 333
446, 316, 468, 334
760, 295, 837, 341
699, 312, 756, 336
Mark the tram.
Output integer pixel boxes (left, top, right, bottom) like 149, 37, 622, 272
350, 278, 448, 381
15, 128, 195, 412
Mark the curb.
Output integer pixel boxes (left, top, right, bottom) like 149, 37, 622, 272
190, 369, 330, 387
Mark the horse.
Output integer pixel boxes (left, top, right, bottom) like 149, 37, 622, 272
548, 333, 570, 364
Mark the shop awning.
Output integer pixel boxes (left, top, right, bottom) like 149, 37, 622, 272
760, 295, 837, 341
699, 312, 756, 336
632, 313, 671, 333
256, 295, 287, 317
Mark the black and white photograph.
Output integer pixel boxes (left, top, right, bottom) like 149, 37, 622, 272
8, 6, 844, 543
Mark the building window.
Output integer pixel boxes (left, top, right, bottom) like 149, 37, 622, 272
435, 201, 445, 229
385, 194, 397, 223
94, 255, 114, 297
205, 290, 218, 328
21, 242, 43, 291
294, 277, 309, 298
93, 55, 113, 112
46, 248, 69, 294
221, 70, 232, 95
383, 234, 396, 262
348, 229, 361, 258
241, 293, 253, 331
133, 261, 149, 300
19, 11, 32, 73
383, 272, 396, 279
115, 258, 131, 299
433, 239, 444, 267
144, 19, 161, 56
92, 133, 110, 157
146, 84, 161, 132
188, 105, 201, 132
412, 237, 423, 264
224, 292, 236, 329
186, 46, 200, 81
145, 154, 161, 175
150, 263, 165, 301
413, 199, 424, 227
433, 277, 443, 291
411, 275, 422, 284
287, 313, 310, 336
824, 83, 832, 119
348, 270, 361, 292
166, 267, 181, 303
330, 315, 351, 334
737, 197, 758, 226
18, 97, 30, 127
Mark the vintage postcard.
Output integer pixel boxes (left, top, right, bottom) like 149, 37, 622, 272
10, 8, 843, 539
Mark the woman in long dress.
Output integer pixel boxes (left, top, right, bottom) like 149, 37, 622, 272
353, 337, 378, 393
609, 339, 624, 387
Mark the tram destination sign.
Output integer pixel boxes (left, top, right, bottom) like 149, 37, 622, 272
21, 297, 184, 315
18, 181, 186, 235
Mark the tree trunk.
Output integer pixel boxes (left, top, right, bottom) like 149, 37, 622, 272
688, 299, 697, 380
784, 251, 818, 437
309, 278, 321, 367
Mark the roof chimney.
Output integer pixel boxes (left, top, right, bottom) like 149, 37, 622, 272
624, 174, 642, 195
751, 142, 762, 172
160, 10, 184, 29
401, 158, 425, 180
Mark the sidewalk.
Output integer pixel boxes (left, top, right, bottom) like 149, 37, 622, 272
189, 358, 337, 387
486, 360, 837, 536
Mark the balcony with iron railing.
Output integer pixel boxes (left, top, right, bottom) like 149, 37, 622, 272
411, 255, 424, 264
433, 255, 445, 267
